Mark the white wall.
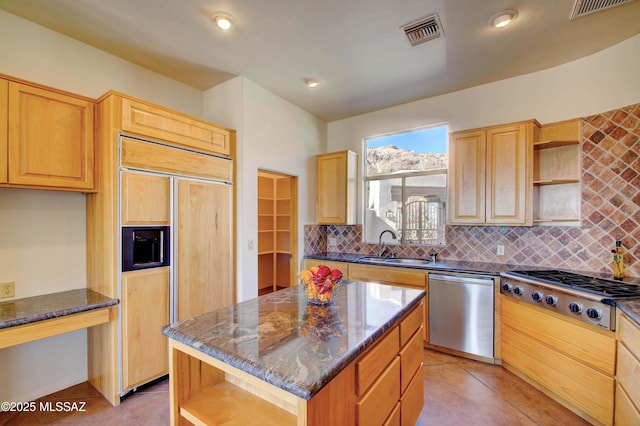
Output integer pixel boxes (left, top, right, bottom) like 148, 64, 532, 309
0, 10, 204, 402
327, 34, 640, 220
204, 77, 326, 302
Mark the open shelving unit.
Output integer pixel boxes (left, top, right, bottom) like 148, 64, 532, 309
533, 119, 581, 226
258, 171, 296, 294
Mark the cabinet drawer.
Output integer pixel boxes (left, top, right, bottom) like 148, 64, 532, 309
121, 98, 230, 156
400, 327, 423, 393
615, 383, 640, 426
121, 137, 232, 183
384, 402, 401, 426
617, 342, 640, 410
356, 327, 399, 396
501, 297, 615, 375
400, 302, 423, 347
619, 313, 640, 361
502, 325, 614, 425
350, 264, 426, 288
401, 366, 424, 426
357, 357, 400, 426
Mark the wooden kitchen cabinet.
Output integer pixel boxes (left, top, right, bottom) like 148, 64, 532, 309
121, 171, 171, 225
448, 120, 538, 226
121, 267, 170, 391
317, 150, 357, 225
615, 312, 640, 425
87, 91, 235, 405
501, 296, 616, 425
177, 178, 232, 321
1, 79, 95, 191
120, 97, 231, 156
533, 119, 581, 225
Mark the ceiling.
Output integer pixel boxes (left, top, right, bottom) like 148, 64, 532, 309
1, 0, 638, 121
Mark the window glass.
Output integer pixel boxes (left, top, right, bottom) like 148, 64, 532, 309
364, 125, 447, 246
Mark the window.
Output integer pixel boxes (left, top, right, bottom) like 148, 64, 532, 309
364, 125, 447, 245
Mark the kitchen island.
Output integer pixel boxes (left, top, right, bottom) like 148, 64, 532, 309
161, 280, 425, 425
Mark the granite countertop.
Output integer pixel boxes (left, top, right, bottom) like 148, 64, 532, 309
0, 289, 118, 330
305, 252, 512, 275
162, 280, 425, 400
617, 300, 640, 325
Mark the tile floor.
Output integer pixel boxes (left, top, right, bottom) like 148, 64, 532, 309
0, 349, 591, 425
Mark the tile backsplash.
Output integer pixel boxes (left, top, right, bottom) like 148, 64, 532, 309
305, 103, 640, 278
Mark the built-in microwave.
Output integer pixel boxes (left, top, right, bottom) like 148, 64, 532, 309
122, 227, 170, 272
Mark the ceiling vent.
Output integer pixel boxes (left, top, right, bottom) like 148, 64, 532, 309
401, 14, 443, 46
570, 0, 635, 19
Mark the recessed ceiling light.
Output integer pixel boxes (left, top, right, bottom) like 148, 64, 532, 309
304, 79, 320, 88
212, 14, 233, 30
488, 9, 518, 28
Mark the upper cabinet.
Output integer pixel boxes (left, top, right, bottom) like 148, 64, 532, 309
120, 96, 231, 157
449, 120, 539, 226
533, 119, 581, 226
317, 150, 357, 225
0, 77, 95, 192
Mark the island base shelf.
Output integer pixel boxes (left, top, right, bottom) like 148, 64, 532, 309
179, 381, 296, 426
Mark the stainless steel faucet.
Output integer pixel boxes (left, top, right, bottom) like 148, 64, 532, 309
378, 230, 397, 257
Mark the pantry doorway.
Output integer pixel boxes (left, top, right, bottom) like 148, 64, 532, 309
257, 170, 298, 296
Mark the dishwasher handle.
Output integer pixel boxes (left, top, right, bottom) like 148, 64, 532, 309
428, 273, 494, 286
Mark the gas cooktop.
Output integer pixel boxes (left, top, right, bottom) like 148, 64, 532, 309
503, 270, 640, 300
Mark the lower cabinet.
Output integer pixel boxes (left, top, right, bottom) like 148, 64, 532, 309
121, 267, 170, 391
615, 312, 640, 425
501, 296, 616, 425
303, 259, 351, 279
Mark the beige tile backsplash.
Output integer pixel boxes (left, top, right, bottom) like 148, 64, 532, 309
305, 103, 640, 278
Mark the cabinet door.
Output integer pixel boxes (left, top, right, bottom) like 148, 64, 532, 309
8, 82, 95, 190
121, 98, 230, 156
121, 267, 170, 391
317, 151, 357, 225
448, 130, 486, 224
486, 124, 531, 225
121, 171, 171, 225
177, 179, 232, 320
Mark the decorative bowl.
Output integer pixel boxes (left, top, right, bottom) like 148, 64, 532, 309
300, 265, 344, 305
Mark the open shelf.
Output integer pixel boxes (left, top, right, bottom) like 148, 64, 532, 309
179, 380, 296, 426
534, 140, 579, 149
533, 119, 581, 226
257, 171, 296, 293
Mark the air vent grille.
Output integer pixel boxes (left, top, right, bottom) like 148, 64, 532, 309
570, 0, 634, 19
401, 14, 443, 46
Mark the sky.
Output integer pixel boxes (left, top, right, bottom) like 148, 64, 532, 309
366, 125, 447, 153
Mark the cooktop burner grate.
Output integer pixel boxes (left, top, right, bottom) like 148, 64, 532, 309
505, 270, 640, 299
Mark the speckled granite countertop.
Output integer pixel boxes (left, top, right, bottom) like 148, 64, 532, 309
305, 252, 511, 275
617, 300, 640, 325
0, 289, 118, 330
162, 280, 424, 400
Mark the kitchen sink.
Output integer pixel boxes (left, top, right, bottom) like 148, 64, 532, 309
385, 258, 431, 265
358, 256, 431, 265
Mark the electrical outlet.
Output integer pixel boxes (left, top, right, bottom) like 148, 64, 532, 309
1, 281, 15, 298
496, 245, 505, 256
248, 239, 254, 250
328, 237, 337, 247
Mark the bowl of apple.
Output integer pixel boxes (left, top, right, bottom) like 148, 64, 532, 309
299, 265, 343, 305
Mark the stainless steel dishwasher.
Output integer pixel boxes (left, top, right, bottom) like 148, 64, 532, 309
428, 272, 495, 361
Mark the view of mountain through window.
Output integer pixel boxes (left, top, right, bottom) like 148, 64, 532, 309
364, 125, 448, 246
